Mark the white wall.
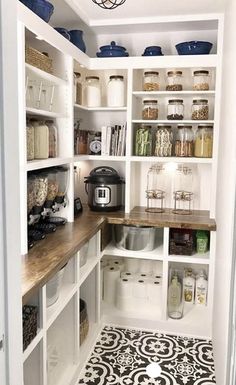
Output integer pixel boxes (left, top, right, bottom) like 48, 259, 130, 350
213, 0, 236, 383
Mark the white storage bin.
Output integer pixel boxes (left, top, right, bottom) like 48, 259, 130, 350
46, 266, 65, 307
113, 225, 156, 251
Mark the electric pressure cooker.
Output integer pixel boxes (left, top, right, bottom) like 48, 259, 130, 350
84, 166, 124, 211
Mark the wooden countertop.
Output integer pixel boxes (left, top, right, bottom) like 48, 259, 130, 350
22, 207, 216, 304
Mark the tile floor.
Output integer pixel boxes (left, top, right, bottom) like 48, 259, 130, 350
77, 325, 216, 385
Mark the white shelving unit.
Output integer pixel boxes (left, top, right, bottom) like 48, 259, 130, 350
17, 4, 223, 385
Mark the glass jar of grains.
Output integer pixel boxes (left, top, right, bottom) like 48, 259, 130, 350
192, 99, 209, 120
135, 125, 152, 156
175, 125, 194, 157
193, 70, 210, 91
142, 100, 158, 120
154, 125, 173, 157
167, 99, 184, 120
143, 71, 160, 91
26, 121, 34, 161
166, 71, 183, 91
194, 124, 213, 158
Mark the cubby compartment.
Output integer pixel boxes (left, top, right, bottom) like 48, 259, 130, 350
47, 296, 77, 385
23, 291, 42, 358
24, 342, 43, 385
79, 232, 101, 286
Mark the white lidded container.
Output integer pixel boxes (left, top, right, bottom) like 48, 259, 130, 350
32, 120, 49, 159
113, 224, 156, 251
84, 76, 101, 107
107, 75, 125, 107
46, 265, 66, 307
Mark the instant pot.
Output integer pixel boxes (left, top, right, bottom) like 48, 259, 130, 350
84, 166, 124, 211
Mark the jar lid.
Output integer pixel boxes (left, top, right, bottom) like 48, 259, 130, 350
177, 124, 192, 129
168, 99, 183, 104
157, 124, 172, 129
167, 70, 182, 76
197, 124, 213, 129
143, 99, 158, 104
74, 72, 81, 77
193, 99, 208, 104
193, 70, 209, 76
144, 71, 159, 76
141, 125, 152, 128
109, 75, 124, 80
85, 76, 100, 80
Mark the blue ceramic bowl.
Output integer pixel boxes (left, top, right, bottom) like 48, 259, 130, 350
20, 0, 54, 22
175, 41, 213, 55
142, 46, 163, 56
96, 41, 129, 57
69, 30, 86, 53
54, 27, 71, 41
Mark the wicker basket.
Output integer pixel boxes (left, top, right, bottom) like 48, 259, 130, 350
169, 228, 194, 256
80, 299, 89, 345
25, 46, 53, 74
22, 305, 38, 351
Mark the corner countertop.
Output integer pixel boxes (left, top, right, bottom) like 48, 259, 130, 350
22, 207, 216, 304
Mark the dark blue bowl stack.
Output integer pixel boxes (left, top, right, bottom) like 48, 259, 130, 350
20, 0, 54, 22
175, 41, 213, 55
69, 30, 86, 53
54, 27, 71, 41
142, 46, 164, 56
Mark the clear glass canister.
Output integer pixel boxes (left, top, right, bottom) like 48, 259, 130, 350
167, 99, 184, 120
166, 71, 183, 91
45, 120, 58, 158
135, 125, 152, 156
32, 120, 49, 159
74, 72, 82, 105
142, 100, 158, 120
84, 76, 101, 107
146, 164, 168, 213
192, 99, 209, 120
107, 75, 125, 107
143, 71, 160, 91
173, 165, 193, 214
193, 70, 210, 91
194, 124, 213, 158
175, 125, 194, 157
26, 120, 34, 161
154, 125, 173, 157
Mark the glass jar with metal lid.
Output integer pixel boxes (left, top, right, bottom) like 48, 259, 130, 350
135, 125, 152, 156
175, 125, 194, 157
107, 75, 125, 107
167, 99, 184, 120
193, 70, 210, 91
143, 71, 160, 91
192, 99, 209, 120
142, 99, 158, 120
84, 76, 101, 107
194, 124, 213, 158
154, 124, 173, 157
166, 71, 183, 91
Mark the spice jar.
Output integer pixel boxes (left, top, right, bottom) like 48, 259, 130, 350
84, 76, 101, 107
45, 120, 58, 158
166, 71, 183, 91
194, 124, 213, 158
74, 72, 82, 105
142, 100, 158, 120
192, 99, 209, 120
167, 99, 184, 120
135, 125, 152, 156
26, 121, 34, 161
143, 71, 160, 91
107, 75, 125, 107
193, 70, 210, 91
175, 125, 194, 157
154, 125, 173, 157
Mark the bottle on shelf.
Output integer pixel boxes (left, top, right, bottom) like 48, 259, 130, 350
183, 269, 195, 304
168, 272, 183, 319
195, 270, 208, 305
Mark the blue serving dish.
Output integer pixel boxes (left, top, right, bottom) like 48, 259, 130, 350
54, 27, 71, 41
96, 41, 129, 57
69, 30, 86, 53
175, 41, 213, 55
20, 0, 54, 22
142, 46, 164, 56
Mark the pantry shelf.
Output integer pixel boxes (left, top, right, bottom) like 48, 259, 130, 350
23, 329, 43, 362
74, 104, 127, 111
132, 119, 215, 124
103, 242, 164, 260
130, 156, 213, 164
168, 252, 210, 264
26, 157, 73, 171
74, 155, 126, 162
133, 91, 216, 97
25, 63, 67, 85
26, 107, 66, 119
79, 255, 101, 287
46, 284, 77, 329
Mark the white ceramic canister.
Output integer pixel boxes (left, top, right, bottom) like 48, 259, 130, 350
107, 75, 125, 107
84, 76, 101, 107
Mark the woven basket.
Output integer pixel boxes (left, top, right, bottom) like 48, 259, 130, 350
80, 299, 89, 345
22, 305, 38, 351
25, 46, 53, 74
169, 229, 194, 256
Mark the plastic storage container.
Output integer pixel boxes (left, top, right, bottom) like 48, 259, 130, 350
46, 266, 66, 307
113, 225, 156, 251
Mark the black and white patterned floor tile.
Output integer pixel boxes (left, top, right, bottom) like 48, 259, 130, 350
77, 326, 215, 385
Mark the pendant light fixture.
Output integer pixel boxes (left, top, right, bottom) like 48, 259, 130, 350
92, 0, 127, 10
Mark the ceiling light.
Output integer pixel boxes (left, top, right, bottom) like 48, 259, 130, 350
92, 0, 127, 10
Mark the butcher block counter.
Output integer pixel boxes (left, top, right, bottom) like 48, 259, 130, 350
22, 207, 216, 304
